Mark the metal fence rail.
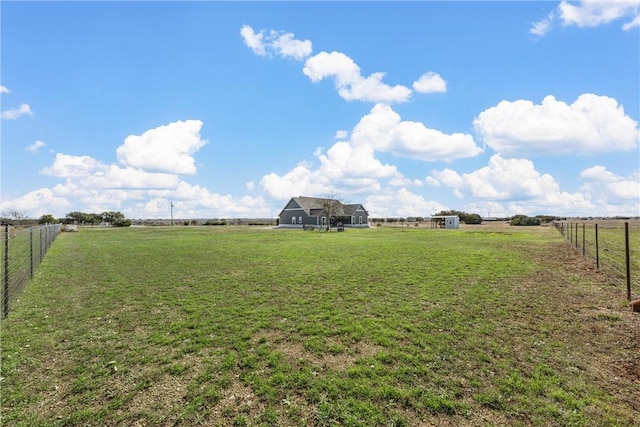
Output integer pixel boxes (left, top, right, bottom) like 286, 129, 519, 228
554, 221, 638, 301
1, 224, 62, 319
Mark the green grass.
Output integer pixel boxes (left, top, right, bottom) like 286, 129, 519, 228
1, 225, 638, 426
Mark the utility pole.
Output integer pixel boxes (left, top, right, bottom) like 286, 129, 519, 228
170, 202, 174, 226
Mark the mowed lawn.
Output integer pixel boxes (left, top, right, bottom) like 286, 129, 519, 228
1, 225, 638, 426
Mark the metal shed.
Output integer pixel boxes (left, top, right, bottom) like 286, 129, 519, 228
430, 215, 460, 229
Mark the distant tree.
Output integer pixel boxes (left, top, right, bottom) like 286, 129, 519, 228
433, 210, 483, 225
86, 213, 103, 225
65, 211, 90, 224
510, 215, 541, 226
2, 209, 27, 221
464, 213, 483, 224
38, 214, 58, 224
535, 215, 560, 223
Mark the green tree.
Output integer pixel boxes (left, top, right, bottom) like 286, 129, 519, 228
102, 211, 131, 227
433, 210, 483, 225
65, 211, 90, 224
38, 214, 58, 224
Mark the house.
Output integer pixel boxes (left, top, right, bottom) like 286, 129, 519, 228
278, 196, 369, 228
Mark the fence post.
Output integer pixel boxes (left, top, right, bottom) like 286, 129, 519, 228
595, 223, 599, 270
582, 223, 585, 256
3, 225, 9, 319
625, 222, 631, 301
39, 227, 43, 263
569, 222, 572, 243
30, 227, 34, 279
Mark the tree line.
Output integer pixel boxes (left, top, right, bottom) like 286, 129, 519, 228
1, 210, 131, 227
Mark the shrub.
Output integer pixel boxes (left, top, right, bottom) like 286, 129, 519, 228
510, 215, 541, 226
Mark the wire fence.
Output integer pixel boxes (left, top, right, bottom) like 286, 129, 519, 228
1, 223, 62, 319
553, 220, 639, 302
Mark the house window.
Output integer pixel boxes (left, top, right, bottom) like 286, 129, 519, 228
292, 217, 296, 225
321, 216, 326, 225
359, 216, 363, 224
299, 216, 302, 225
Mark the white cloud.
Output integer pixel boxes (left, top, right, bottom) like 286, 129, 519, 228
303, 51, 412, 103
3, 118, 277, 219
412, 72, 447, 93
532, 0, 640, 35
581, 165, 640, 202
1, 103, 32, 120
365, 188, 447, 218
240, 24, 266, 56
431, 154, 596, 215
116, 119, 207, 175
83, 165, 181, 190
425, 176, 440, 186
260, 104, 482, 202
42, 153, 108, 178
0, 188, 72, 218
531, 15, 554, 36
241, 25, 312, 61
271, 31, 313, 60
474, 94, 639, 156
26, 140, 46, 153
353, 104, 482, 161
261, 164, 328, 200
0, 85, 10, 94
622, 14, 640, 30
559, 0, 639, 28
244, 25, 413, 103
334, 130, 349, 139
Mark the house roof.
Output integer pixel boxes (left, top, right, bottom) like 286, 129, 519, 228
280, 196, 367, 217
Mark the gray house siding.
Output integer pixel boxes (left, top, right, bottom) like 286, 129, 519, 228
279, 199, 320, 227
277, 197, 369, 228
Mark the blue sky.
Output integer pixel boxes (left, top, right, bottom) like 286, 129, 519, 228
1, 1, 639, 220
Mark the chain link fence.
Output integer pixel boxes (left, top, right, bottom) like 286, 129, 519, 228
1, 223, 62, 319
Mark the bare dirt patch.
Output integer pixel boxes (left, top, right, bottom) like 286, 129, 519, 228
253, 329, 383, 372
510, 239, 640, 414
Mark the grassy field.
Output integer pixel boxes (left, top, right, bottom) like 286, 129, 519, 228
1, 224, 638, 426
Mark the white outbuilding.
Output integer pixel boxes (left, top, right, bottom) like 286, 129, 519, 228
430, 215, 460, 229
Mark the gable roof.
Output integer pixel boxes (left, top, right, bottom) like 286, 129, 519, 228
279, 196, 367, 217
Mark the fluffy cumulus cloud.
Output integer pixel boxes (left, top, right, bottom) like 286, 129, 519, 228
116, 120, 207, 174
261, 104, 482, 202
303, 51, 412, 103
354, 104, 482, 161
365, 188, 448, 218
242, 25, 450, 104
261, 164, 332, 200
474, 94, 639, 156
580, 166, 640, 212
0, 188, 73, 218
240, 25, 312, 60
0, 85, 10, 94
532, 0, 640, 35
1, 119, 273, 219
1, 103, 32, 120
25, 140, 46, 153
412, 72, 447, 93
42, 153, 108, 178
430, 154, 595, 215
